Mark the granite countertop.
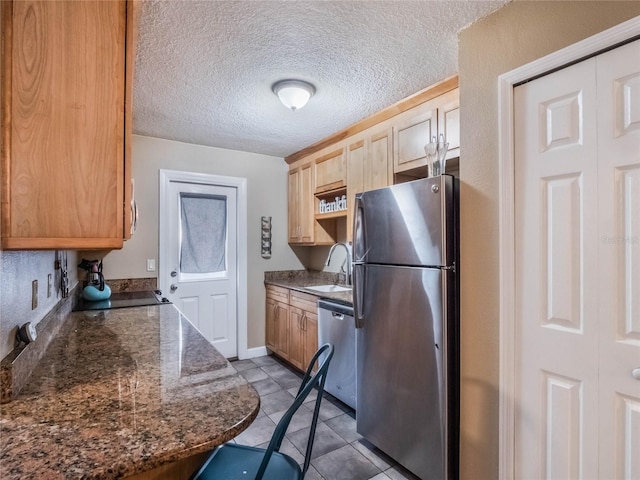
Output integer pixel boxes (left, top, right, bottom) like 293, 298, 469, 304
0, 305, 260, 479
264, 270, 353, 306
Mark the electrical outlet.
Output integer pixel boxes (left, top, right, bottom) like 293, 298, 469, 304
47, 274, 52, 298
32, 280, 38, 310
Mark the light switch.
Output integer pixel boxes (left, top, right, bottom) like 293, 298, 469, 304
146, 259, 156, 272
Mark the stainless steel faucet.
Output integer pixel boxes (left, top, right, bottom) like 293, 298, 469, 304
325, 242, 352, 286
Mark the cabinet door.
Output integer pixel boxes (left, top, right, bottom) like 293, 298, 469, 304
287, 169, 300, 242
265, 297, 277, 351
288, 163, 315, 245
2, 0, 127, 249
275, 301, 290, 360
366, 128, 393, 190
437, 88, 460, 161
393, 108, 436, 174
299, 163, 314, 243
123, 0, 140, 241
303, 311, 318, 372
346, 140, 365, 243
315, 148, 346, 193
288, 306, 305, 370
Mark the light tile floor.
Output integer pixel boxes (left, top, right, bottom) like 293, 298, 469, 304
230, 354, 420, 480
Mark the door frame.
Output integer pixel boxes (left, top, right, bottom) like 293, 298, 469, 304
159, 169, 249, 360
497, 16, 640, 480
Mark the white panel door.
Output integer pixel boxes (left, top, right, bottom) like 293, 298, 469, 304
514, 39, 640, 480
595, 40, 640, 480
514, 58, 600, 479
161, 180, 238, 358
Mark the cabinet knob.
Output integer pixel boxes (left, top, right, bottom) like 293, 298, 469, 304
632, 368, 640, 380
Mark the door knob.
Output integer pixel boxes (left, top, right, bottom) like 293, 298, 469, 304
170, 270, 177, 277
170, 284, 178, 293
632, 368, 640, 380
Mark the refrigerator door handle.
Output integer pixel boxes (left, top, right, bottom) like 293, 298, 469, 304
353, 194, 367, 262
353, 262, 365, 328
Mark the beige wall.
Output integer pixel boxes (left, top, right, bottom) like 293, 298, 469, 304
101, 135, 305, 349
458, 2, 640, 479
0, 250, 79, 359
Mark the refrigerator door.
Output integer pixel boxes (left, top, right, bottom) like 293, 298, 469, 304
356, 264, 450, 480
353, 175, 454, 268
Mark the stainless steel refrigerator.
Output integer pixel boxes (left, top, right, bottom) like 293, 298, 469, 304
352, 175, 459, 480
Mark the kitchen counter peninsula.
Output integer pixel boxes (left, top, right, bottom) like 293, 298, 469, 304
0, 304, 260, 479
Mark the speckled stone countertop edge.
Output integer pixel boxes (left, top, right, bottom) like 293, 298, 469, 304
264, 270, 353, 306
0, 305, 261, 480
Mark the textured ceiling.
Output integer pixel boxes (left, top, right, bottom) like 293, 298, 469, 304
133, 0, 509, 158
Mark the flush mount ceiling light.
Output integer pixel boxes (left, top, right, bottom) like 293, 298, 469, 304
272, 79, 315, 111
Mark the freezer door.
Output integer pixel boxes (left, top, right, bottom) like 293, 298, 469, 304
353, 175, 454, 268
356, 264, 451, 480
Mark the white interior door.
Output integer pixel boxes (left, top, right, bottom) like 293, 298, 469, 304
514, 39, 640, 480
160, 176, 238, 358
595, 40, 640, 480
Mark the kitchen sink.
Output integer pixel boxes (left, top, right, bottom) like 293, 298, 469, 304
305, 284, 352, 293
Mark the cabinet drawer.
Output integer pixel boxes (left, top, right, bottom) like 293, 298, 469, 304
266, 285, 289, 303
290, 291, 317, 312
315, 148, 346, 193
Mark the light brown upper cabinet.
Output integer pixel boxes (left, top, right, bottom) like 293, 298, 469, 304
346, 140, 365, 242
315, 148, 346, 194
1, 0, 137, 250
288, 161, 337, 246
393, 105, 437, 176
367, 128, 394, 190
346, 127, 393, 241
437, 88, 460, 160
286, 76, 459, 245
288, 163, 314, 244
393, 88, 460, 176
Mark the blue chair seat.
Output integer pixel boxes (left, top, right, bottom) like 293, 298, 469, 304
191, 344, 335, 480
194, 443, 302, 480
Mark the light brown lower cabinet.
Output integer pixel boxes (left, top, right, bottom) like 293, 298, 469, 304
289, 306, 306, 370
303, 311, 318, 371
265, 286, 318, 372
275, 302, 290, 361
266, 285, 290, 360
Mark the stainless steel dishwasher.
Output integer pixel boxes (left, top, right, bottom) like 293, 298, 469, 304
317, 299, 357, 410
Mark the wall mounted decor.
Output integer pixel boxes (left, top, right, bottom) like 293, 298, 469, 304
261, 216, 272, 259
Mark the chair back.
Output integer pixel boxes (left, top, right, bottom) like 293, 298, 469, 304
255, 343, 334, 479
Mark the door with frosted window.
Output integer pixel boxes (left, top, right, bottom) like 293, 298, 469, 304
162, 180, 238, 358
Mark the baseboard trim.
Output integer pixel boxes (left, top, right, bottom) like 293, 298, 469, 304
242, 346, 268, 359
